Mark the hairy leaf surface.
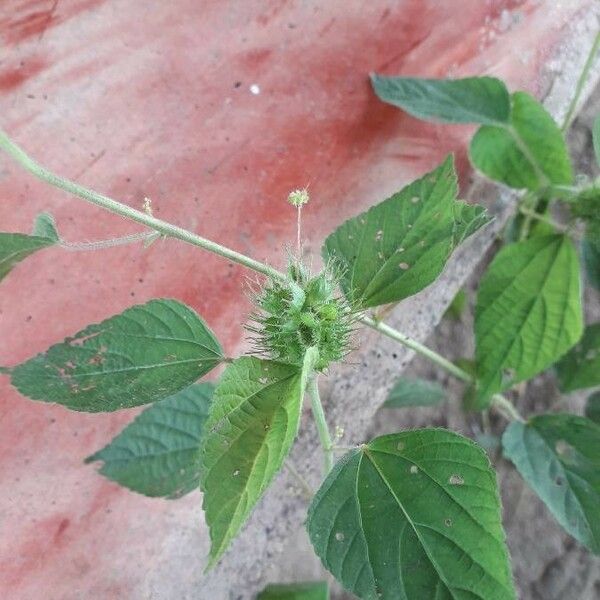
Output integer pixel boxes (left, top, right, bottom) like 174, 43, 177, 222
384, 377, 445, 408
86, 383, 214, 498
503, 414, 600, 553
201, 350, 315, 568
323, 156, 489, 308
307, 429, 515, 600
555, 323, 600, 392
470, 92, 572, 190
475, 235, 582, 405
11, 299, 223, 412
257, 582, 329, 600
371, 75, 510, 125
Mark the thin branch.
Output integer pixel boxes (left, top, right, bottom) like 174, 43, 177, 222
0, 131, 284, 282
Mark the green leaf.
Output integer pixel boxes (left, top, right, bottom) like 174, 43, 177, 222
585, 392, 600, 425
593, 115, 600, 168
503, 414, 600, 553
470, 92, 573, 190
370, 75, 510, 125
0, 213, 59, 282
257, 582, 329, 600
85, 383, 214, 498
570, 186, 600, 222
582, 220, 600, 290
307, 429, 515, 600
11, 299, 223, 412
201, 349, 316, 568
323, 156, 490, 308
475, 235, 583, 405
32, 212, 59, 241
384, 377, 445, 408
555, 323, 600, 392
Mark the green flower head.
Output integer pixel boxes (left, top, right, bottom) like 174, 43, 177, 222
247, 258, 355, 371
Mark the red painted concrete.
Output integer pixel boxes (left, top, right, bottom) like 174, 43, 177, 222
0, 1, 591, 598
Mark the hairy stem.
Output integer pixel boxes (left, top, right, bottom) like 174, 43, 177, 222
59, 231, 160, 251
283, 461, 314, 500
561, 29, 600, 133
307, 374, 334, 473
0, 131, 284, 282
491, 393, 525, 423
362, 315, 525, 422
1, 129, 526, 423
518, 206, 568, 234
362, 315, 472, 383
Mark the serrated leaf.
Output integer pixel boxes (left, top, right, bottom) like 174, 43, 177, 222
11, 299, 223, 412
503, 414, 600, 553
585, 392, 600, 425
257, 582, 329, 600
475, 235, 583, 406
201, 349, 316, 568
555, 323, 600, 392
32, 212, 59, 241
593, 115, 600, 168
307, 429, 515, 600
470, 92, 573, 190
85, 383, 214, 498
371, 75, 510, 125
0, 214, 58, 282
322, 156, 490, 308
384, 377, 445, 408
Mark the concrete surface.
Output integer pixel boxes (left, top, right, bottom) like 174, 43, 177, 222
0, 1, 599, 599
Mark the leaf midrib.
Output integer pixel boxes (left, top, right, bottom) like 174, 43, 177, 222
362, 448, 457, 600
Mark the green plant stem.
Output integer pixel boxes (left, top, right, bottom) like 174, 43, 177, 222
518, 206, 568, 234
283, 461, 314, 500
59, 231, 160, 251
491, 393, 525, 422
307, 374, 334, 473
0, 129, 525, 424
561, 29, 600, 133
362, 315, 471, 383
362, 315, 525, 422
0, 130, 284, 282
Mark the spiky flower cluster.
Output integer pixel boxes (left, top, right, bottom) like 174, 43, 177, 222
247, 259, 355, 371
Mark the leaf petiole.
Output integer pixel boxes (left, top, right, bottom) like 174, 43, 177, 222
307, 374, 334, 474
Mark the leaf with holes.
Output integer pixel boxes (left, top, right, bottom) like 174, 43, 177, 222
322, 156, 490, 308
257, 582, 329, 600
11, 299, 223, 412
370, 75, 510, 125
384, 377, 445, 409
85, 383, 214, 498
201, 349, 316, 568
470, 92, 572, 190
474, 235, 582, 406
555, 323, 600, 393
0, 212, 59, 282
503, 414, 600, 553
307, 429, 515, 600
